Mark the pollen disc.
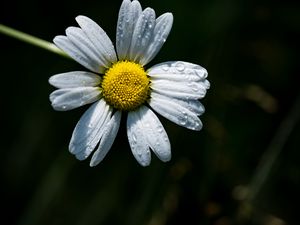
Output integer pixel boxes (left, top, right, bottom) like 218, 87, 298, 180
102, 61, 150, 111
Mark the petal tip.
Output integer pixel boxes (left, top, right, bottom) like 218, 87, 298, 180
75, 15, 85, 20
53, 35, 64, 44
89, 161, 98, 167
139, 161, 151, 167
75, 15, 91, 25
160, 153, 171, 162
165, 12, 174, 20
48, 76, 54, 85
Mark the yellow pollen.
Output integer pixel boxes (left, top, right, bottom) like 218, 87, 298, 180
101, 61, 150, 111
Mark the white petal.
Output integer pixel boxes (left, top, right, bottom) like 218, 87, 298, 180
149, 61, 209, 100
76, 15, 117, 65
137, 106, 171, 162
129, 7, 156, 62
151, 92, 205, 116
148, 61, 208, 80
65, 27, 108, 73
151, 79, 208, 99
69, 99, 112, 159
140, 13, 173, 65
127, 111, 151, 166
49, 87, 101, 111
90, 111, 122, 167
54, 35, 105, 74
49, 71, 101, 88
116, 0, 142, 60
203, 79, 211, 89
149, 96, 203, 131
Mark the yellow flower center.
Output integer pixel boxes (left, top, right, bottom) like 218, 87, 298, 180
101, 61, 150, 111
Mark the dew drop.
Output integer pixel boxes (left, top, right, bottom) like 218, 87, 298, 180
178, 112, 188, 126
190, 83, 200, 92
162, 64, 170, 71
132, 133, 137, 142
175, 62, 185, 72
195, 68, 208, 79
155, 141, 160, 147
179, 118, 187, 126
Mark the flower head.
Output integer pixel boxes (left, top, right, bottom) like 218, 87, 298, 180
49, 0, 210, 167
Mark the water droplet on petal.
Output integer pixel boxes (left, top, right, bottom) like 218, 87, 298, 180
188, 83, 200, 92
195, 68, 208, 79
157, 127, 163, 133
162, 64, 170, 71
175, 62, 185, 72
178, 111, 188, 126
132, 133, 137, 142
179, 119, 187, 126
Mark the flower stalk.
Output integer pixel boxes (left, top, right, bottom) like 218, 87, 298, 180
0, 23, 68, 57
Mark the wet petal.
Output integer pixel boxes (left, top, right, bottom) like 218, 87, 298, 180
54, 35, 105, 73
151, 79, 208, 100
49, 71, 101, 88
127, 110, 151, 166
69, 99, 112, 159
129, 7, 156, 62
116, 0, 142, 60
137, 106, 171, 162
140, 13, 173, 65
49, 87, 101, 111
90, 111, 122, 166
76, 15, 117, 65
149, 95, 203, 131
148, 61, 208, 80
151, 92, 205, 116
149, 61, 209, 100
65, 27, 109, 72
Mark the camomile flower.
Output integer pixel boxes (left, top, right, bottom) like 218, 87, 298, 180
49, 0, 209, 167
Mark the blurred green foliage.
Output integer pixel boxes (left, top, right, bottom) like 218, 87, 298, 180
1, 0, 300, 225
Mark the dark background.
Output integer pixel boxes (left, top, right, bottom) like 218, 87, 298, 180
1, 0, 300, 224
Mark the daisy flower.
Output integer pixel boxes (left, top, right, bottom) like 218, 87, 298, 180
49, 0, 210, 167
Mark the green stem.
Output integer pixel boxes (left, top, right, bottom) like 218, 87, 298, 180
0, 24, 68, 58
